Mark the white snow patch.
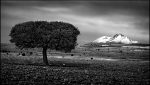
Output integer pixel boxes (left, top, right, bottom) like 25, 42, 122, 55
93, 34, 138, 44
93, 36, 112, 43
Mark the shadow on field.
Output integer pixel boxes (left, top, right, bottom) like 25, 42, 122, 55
1, 53, 91, 68
1, 60, 91, 68
48, 61, 91, 68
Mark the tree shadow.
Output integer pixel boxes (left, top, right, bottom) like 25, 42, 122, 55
48, 61, 91, 68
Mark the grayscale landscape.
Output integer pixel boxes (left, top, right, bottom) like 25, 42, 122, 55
1, 0, 149, 85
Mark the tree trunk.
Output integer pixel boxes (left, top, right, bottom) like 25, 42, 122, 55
43, 47, 49, 65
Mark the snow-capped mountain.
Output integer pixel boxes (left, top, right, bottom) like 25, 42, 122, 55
93, 36, 112, 43
93, 34, 138, 44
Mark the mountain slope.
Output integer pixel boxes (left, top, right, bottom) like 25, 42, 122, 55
93, 36, 112, 43
93, 34, 138, 44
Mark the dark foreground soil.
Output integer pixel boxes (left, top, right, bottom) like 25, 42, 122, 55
1, 60, 149, 85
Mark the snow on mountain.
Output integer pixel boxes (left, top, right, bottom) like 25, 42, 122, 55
111, 34, 132, 44
93, 36, 112, 43
93, 34, 138, 44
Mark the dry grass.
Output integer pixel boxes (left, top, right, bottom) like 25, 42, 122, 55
1, 52, 149, 85
1, 45, 149, 85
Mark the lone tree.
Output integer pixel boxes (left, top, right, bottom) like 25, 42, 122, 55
9, 21, 80, 65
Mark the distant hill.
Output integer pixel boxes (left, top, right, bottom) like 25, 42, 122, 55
81, 42, 150, 48
1, 43, 44, 52
1, 43, 17, 52
93, 33, 138, 44
81, 33, 150, 48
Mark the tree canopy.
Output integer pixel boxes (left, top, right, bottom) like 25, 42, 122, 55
10, 21, 80, 51
9, 21, 80, 65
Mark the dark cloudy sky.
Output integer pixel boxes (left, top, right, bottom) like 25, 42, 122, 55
1, 0, 149, 45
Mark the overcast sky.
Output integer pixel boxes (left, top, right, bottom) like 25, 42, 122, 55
1, 0, 149, 45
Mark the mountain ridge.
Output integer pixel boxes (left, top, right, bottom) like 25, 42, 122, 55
93, 34, 138, 44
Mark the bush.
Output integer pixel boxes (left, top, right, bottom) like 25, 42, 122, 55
22, 53, 25, 56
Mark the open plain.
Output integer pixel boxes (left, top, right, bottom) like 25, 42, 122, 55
1, 44, 149, 85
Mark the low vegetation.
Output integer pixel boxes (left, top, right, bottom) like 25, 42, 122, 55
1, 42, 149, 85
1, 52, 149, 85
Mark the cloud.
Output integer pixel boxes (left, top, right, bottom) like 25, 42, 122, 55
1, 0, 149, 44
